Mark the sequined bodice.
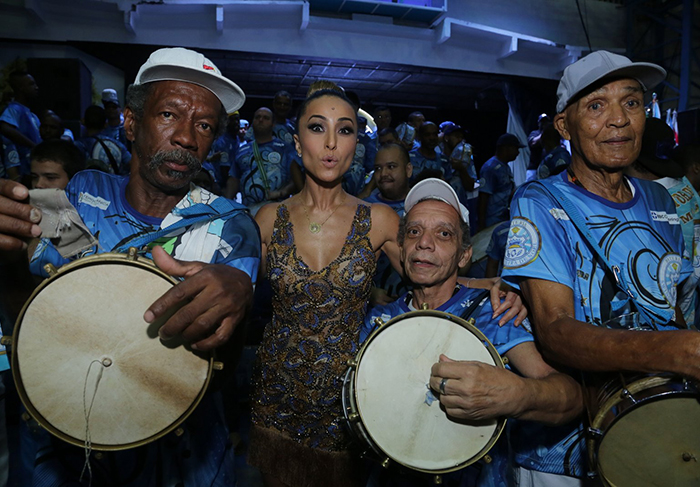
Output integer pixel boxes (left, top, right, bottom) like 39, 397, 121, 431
251, 203, 376, 450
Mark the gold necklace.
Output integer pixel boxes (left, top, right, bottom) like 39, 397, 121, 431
301, 194, 346, 233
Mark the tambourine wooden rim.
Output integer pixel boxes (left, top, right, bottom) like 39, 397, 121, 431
9, 249, 214, 451
349, 309, 507, 474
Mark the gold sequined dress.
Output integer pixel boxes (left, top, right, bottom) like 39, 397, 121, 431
249, 203, 375, 487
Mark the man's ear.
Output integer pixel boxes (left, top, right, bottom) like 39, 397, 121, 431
554, 112, 570, 141
458, 247, 472, 268
123, 107, 136, 143
405, 162, 413, 179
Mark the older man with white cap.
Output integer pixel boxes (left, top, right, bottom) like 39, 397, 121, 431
502, 51, 700, 486
361, 178, 582, 487
0, 47, 259, 486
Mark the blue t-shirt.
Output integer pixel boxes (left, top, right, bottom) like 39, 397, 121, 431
479, 156, 514, 227
501, 172, 693, 478
358, 132, 378, 173
273, 120, 296, 146
25, 170, 260, 486
485, 220, 511, 276
449, 142, 478, 205
503, 171, 691, 328
343, 144, 370, 196
409, 149, 452, 182
1, 135, 20, 179
74, 135, 131, 175
0, 101, 41, 172
230, 138, 293, 207
537, 145, 571, 180
207, 133, 241, 184
30, 170, 260, 283
100, 124, 128, 146
656, 176, 700, 325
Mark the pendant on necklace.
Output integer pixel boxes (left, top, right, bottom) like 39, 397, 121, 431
309, 222, 322, 233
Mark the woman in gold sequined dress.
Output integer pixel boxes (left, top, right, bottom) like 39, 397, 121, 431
248, 89, 400, 487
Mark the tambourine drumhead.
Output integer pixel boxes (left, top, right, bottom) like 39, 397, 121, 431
12, 252, 212, 451
591, 376, 700, 487
353, 311, 505, 473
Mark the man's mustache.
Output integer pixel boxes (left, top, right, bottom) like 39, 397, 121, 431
148, 149, 202, 178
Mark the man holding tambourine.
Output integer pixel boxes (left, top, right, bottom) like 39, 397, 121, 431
356, 178, 583, 487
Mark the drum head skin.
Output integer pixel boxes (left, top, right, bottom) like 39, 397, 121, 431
355, 313, 501, 472
598, 396, 700, 487
14, 257, 210, 450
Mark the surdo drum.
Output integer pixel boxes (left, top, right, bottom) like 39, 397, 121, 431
342, 310, 506, 478
8, 249, 216, 450
586, 373, 700, 487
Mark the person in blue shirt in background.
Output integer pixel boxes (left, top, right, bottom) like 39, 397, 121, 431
100, 88, 128, 146
227, 106, 295, 214
537, 124, 571, 180
209, 111, 243, 186
0, 71, 41, 176
477, 133, 523, 231
409, 122, 451, 182
74, 105, 131, 175
362, 178, 582, 487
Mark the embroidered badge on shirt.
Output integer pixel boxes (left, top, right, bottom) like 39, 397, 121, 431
504, 217, 541, 269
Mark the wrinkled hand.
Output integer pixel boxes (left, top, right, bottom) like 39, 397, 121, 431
487, 277, 527, 327
429, 354, 523, 421
0, 179, 42, 252
145, 246, 253, 351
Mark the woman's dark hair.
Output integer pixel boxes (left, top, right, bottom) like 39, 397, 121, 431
295, 89, 358, 131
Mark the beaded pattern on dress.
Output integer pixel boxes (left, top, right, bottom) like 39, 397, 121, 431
251, 203, 376, 451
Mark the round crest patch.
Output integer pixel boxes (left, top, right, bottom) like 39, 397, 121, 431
268, 152, 281, 164
657, 252, 682, 306
503, 217, 541, 269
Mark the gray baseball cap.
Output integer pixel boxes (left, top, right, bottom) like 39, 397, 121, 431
556, 51, 666, 113
135, 47, 245, 114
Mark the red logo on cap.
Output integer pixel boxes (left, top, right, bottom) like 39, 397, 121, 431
203, 64, 214, 71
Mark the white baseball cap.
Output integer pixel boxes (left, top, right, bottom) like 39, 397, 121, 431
135, 47, 245, 114
404, 178, 469, 223
556, 50, 666, 113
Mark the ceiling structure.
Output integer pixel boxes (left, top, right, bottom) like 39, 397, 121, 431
69, 40, 551, 114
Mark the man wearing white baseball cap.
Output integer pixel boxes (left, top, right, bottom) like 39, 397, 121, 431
362, 178, 582, 487
503, 51, 696, 486
0, 47, 259, 486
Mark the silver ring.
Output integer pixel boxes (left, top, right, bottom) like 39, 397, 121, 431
439, 377, 448, 395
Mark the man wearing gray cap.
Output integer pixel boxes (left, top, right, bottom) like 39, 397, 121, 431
0, 47, 260, 486
502, 51, 698, 486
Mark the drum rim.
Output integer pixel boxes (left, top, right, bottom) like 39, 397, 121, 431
10, 251, 214, 451
588, 374, 700, 484
350, 309, 507, 473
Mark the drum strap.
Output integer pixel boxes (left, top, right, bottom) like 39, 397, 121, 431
114, 196, 247, 253
538, 182, 658, 327
458, 288, 491, 321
